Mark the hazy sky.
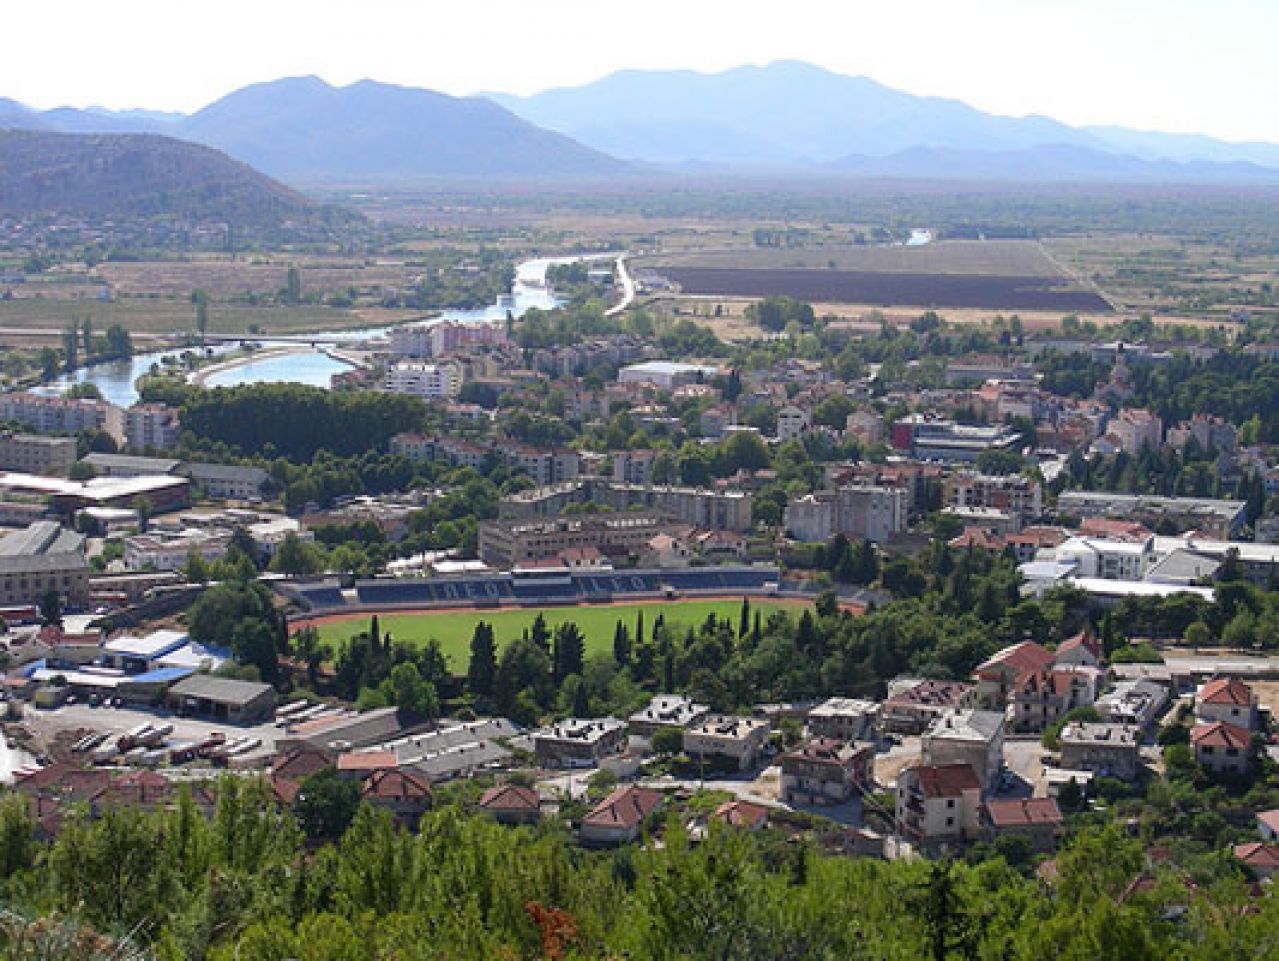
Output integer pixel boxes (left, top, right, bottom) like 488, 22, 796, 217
5, 0, 1276, 142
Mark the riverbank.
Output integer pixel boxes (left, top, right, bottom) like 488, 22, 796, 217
188, 346, 313, 387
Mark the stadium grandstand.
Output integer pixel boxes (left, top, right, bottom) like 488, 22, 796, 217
276, 565, 790, 615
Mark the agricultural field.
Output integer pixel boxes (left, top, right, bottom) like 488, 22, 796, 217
302, 598, 808, 673
638, 239, 1113, 313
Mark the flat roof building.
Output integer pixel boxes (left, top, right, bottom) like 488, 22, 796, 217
167, 674, 276, 724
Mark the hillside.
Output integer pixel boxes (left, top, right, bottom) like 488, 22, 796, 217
0, 129, 326, 225
175, 76, 625, 182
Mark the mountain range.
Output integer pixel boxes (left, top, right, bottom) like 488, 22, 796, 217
3, 62, 1279, 186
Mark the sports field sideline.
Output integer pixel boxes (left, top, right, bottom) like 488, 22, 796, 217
294, 597, 810, 671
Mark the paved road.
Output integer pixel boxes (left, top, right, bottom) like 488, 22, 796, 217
604, 255, 636, 318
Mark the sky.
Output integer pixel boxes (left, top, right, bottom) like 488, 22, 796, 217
4, 0, 1276, 143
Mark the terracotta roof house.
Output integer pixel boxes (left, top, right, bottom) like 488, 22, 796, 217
973, 641, 1055, 707
1054, 630, 1102, 668
1191, 721, 1253, 775
272, 746, 334, 782
1196, 678, 1258, 731
361, 768, 432, 824
336, 750, 399, 778
1234, 842, 1279, 878
896, 763, 983, 851
580, 785, 664, 846
985, 798, 1064, 852
1010, 667, 1101, 733
478, 783, 542, 825
711, 799, 770, 831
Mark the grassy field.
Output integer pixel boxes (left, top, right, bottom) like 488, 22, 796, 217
304, 599, 808, 672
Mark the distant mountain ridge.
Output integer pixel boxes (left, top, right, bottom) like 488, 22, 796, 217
0, 129, 326, 225
0, 78, 623, 182
3, 63, 1279, 185
490, 60, 1279, 175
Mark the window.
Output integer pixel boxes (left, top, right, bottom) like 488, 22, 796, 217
946, 817, 954, 827
946, 799, 955, 809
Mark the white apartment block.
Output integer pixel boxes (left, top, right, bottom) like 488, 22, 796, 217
944, 471, 1043, 524
0, 393, 124, 444
124, 404, 182, 451
784, 484, 907, 543
383, 361, 462, 400
776, 406, 811, 443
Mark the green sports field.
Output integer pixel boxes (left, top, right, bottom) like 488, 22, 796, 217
303, 599, 808, 672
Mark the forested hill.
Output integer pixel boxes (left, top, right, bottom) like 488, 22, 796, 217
0, 129, 348, 228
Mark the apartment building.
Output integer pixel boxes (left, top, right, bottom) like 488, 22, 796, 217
0, 432, 76, 476
784, 484, 907, 543
683, 715, 771, 770
383, 361, 463, 400
124, 404, 182, 451
0, 393, 124, 444
943, 471, 1043, 527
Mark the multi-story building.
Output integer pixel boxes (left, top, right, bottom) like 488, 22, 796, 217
493, 442, 580, 487
1166, 415, 1237, 454
1009, 667, 1101, 734
389, 319, 507, 359
383, 361, 463, 400
776, 406, 811, 442
124, 404, 182, 451
806, 697, 880, 743
943, 471, 1043, 527
531, 718, 627, 768
882, 679, 975, 734
844, 410, 883, 445
613, 449, 658, 486
0, 521, 91, 609
1107, 408, 1163, 453
1055, 492, 1246, 540
1058, 722, 1141, 780
0, 432, 76, 476
890, 415, 1020, 463
124, 529, 231, 572
780, 737, 874, 805
896, 763, 983, 850
1191, 721, 1252, 775
0, 394, 124, 445
618, 361, 721, 390
627, 695, 709, 739
922, 709, 1006, 790
971, 641, 1055, 708
1196, 678, 1258, 731
479, 512, 673, 568
683, 715, 770, 770
499, 479, 753, 533
1095, 679, 1169, 731
784, 485, 907, 543
180, 463, 269, 501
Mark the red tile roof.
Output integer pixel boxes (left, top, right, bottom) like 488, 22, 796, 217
1056, 630, 1100, 661
582, 786, 663, 829
1198, 678, 1254, 707
985, 798, 1063, 828
272, 746, 333, 780
712, 799, 770, 829
914, 763, 982, 798
336, 750, 398, 773
1191, 721, 1252, 750
977, 641, 1054, 676
1233, 843, 1279, 869
478, 783, 540, 812
362, 768, 431, 802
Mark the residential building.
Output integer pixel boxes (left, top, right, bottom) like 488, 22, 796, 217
1195, 678, 1258, 731
1233, 843, 1279, 879
779, 737, 874, 805
383, 361, 463, 400
124, 529, 230, 572
972, 641, 1055, 708
1166, 415, 1237, 454
776, 405, 811, 442
1054, 629, 1102, 668
711, 799, 770, 831
1058, 722, 1141, 780
580, 786, 664, 846
0, 432, 76, 476
1054, 492, 1246, 540
943, 471, 1043, 528
784, 484, 907, 543
922, 710, 1006, 790
389, 319, 506, 359
1096, 679, 1169, 731
1009, 667, 1101, 734
984, 798, 1064, 853
493, 442, 580, 487
1191, 721, 1252, 775
0, 521, 90, 609
683, 715, 770, 770
499, 479, 753, 532
896, 763, 983, 850
478, 784, 542, 825
1053, 536, 1154, 581
1107, 408, 1163, 453
124, 404, 182, 451
0, 393, 124, 444
613, 449, 658, 486
628, 695, 709, 739
361, 769, 433, 824
531, 717, 627, 768
1256, 809, 1279, 842
844, 410, 883, 445
881, 679, 975, 734
806, 697, 880, 743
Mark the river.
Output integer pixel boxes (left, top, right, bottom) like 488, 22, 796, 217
37, 254, 609, 406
